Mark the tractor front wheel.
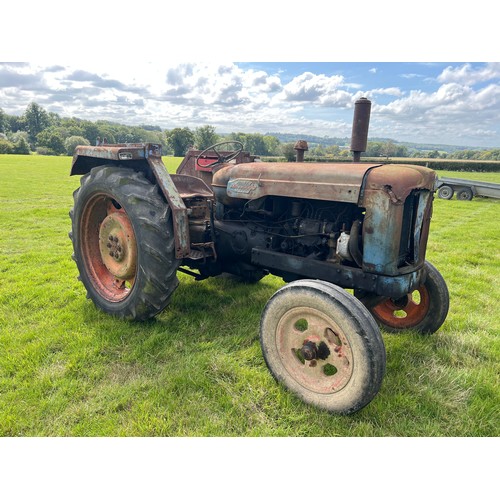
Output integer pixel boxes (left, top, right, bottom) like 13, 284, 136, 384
70, 166, 180, 320
369, 261, 449, 334
260, 280, 386, 414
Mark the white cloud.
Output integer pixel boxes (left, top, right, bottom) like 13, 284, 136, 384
437, 62, 500, 86
276, 72, 352, 106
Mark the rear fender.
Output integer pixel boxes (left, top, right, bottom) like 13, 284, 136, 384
71, 143, 191, 258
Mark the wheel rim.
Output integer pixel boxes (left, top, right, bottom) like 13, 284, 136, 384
371, 286, 430, 329
439, 187, 452, 199
457, 190, 472, 200
276, 306, 354, 394
80, 194, 137, 302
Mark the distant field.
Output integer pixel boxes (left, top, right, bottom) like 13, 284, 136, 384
0, 154, 498, 436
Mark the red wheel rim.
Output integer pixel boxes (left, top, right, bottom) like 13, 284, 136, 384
371, 286, 430, 329
276, 306, 354, 394
80, 194, 138, 302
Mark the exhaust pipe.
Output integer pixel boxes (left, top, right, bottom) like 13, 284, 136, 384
350, 97, 371, 162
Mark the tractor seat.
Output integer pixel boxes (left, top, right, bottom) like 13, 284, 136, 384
170, 174, 214, 200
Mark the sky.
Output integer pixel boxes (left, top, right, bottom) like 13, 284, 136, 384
1, 1, 498, 149
2, 61, 499, 148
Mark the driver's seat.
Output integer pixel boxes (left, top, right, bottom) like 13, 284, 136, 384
176, 148, 256, 190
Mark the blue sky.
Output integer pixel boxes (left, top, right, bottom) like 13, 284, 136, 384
2, 61, 499, 147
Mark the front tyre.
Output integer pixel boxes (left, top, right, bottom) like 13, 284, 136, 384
369, 261, 449, 334
260, 280, 386, 415
70, 166, 180, 320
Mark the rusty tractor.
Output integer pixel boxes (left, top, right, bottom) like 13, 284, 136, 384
69, 98, 449, 414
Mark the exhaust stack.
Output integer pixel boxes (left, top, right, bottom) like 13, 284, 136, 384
350, 97, 371, 162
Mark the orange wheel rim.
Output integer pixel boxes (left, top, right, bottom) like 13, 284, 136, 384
371, 286, 430, 329
80, 194, 137, 302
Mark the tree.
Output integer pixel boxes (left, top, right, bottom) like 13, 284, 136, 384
36, 129, 66, 155
13, 137, 30, 154
0, 138, 14, 154
382, 141, 397, 158
64, 135, 90, 155
244, 134, 267, 156
0, 108, 10, 134
194, 125, 219, 150
281, 143, 296, 162
166, 127, 194, 157
23, 102, 50, 143
263, 135, 281, 156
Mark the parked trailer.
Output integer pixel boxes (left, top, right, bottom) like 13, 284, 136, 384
435, 177, 500, 201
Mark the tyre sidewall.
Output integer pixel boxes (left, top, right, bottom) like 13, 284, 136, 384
260, 280, 386, 414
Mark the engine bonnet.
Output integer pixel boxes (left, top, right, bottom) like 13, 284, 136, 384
212, 162, 383, 204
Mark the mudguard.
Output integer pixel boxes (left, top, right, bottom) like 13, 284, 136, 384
70, 143, 191, 258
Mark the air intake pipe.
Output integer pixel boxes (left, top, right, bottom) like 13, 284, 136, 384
350, 97, 371, 162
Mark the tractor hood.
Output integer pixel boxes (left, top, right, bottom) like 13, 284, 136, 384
212, 162, 382, 204
212, 162, 436, 205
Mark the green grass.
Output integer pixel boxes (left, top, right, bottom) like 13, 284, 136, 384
0, 155, 499, 436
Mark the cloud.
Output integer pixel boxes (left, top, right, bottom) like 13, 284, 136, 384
437, 62, 500, 86
401, 73, 425, 80
66, 70, 143, 93
0, 65, 47, 91
276, 72, 353, 107
369, 87, 404, 97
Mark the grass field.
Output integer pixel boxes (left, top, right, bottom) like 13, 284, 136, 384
0, 154, 499, 436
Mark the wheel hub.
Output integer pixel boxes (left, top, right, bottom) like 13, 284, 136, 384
98, 212, 137, 280
277, 307, 353, 394
371, 286, 430, 328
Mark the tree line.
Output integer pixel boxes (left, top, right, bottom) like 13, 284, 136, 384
1, 102, 499, 161
0, 103, 285, 158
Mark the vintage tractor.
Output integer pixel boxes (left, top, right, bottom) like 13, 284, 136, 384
69, 98, 449, 414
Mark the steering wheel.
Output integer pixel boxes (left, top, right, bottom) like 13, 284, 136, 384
196, 141, 243, 170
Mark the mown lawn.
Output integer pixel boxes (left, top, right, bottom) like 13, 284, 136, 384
0, 154, 498, 436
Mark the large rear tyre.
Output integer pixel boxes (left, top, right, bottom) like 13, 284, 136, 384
369, 261, 449, 334
70, 166, 180, 320
260, 280, 386, 415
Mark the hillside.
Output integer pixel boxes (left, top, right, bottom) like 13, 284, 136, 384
265, 132, 485, 154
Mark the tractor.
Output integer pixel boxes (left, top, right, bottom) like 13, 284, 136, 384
68, 98, 449, 414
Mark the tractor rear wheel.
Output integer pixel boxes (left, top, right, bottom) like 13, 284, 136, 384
70, 166, 180, 320
369, 261, 449, 334
260, 280, 386, 414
